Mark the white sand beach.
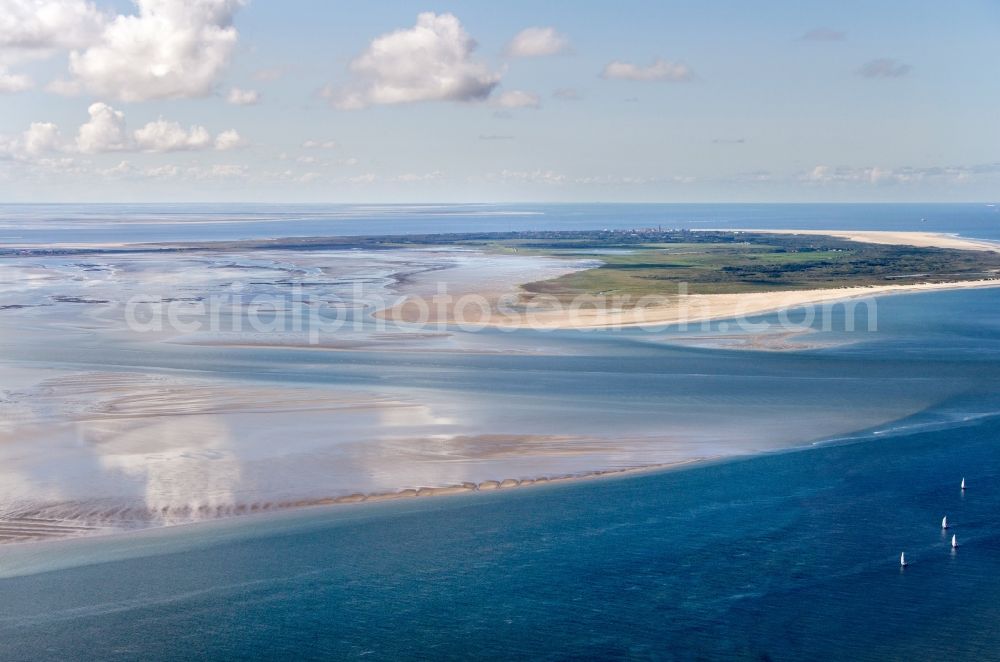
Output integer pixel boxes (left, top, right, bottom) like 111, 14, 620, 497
743, 229, 1000, 252
378, 230, 1000, 330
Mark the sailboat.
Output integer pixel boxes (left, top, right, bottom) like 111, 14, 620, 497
961, 477, 966, 490
900, 552, 908, 567
942, 515, 949, 529
952, 535, 959, 549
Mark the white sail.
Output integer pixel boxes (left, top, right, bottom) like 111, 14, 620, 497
942, 515, 948, 529
961, 477, 966, 490
900, 552, 907, 566
951, 534, 958, 548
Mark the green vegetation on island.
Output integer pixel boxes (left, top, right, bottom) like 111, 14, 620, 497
442, 230, 1000, 296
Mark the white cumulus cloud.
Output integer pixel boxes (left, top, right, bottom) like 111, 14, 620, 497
0, 0, 108, 51
801, 164, 932, 185
76, 101, 131, 152
58, 0, 246, 101
601, 58, 693, 82
26, 102, 243, 154
0, 122, 63, 158
494, 90, 541, 109
506, 27, 569, 57
226, 86, 259, 105
0, 67, 33, 92
331, 12, 501, 109
146, 163, 180, 178
213, 129, 245, 150
134, 119, 212, 152
204, 163, 246, 178
22, 122, 62, 155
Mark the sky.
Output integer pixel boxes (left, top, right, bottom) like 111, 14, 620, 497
0, 0, 998, 203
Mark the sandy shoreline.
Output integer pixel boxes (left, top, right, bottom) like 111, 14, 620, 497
379, 229, 1000, 330
742, 229, 1000, 252
517, 278, 1000, 329
381, 277, 1000, 330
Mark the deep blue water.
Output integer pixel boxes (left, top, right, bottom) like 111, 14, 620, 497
0, 411, 998, 660
2, 202, 1000, 244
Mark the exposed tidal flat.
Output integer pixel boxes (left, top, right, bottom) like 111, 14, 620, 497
2, 208, 1000, 541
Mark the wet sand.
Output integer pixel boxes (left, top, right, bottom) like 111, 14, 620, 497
265, 457, 707, 509
0, 458, 708, 544
0, 518, 111, 544
659, 328, 838, 352
1, 369, 741, 543
2, 229, 991, 544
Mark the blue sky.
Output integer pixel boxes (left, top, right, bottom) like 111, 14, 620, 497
0, 0, 998, 202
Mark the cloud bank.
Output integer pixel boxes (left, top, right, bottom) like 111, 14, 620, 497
3, 102, 242, 157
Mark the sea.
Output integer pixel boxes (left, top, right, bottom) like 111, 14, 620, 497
1, 201, 999, 245
0, 203, 999, 660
